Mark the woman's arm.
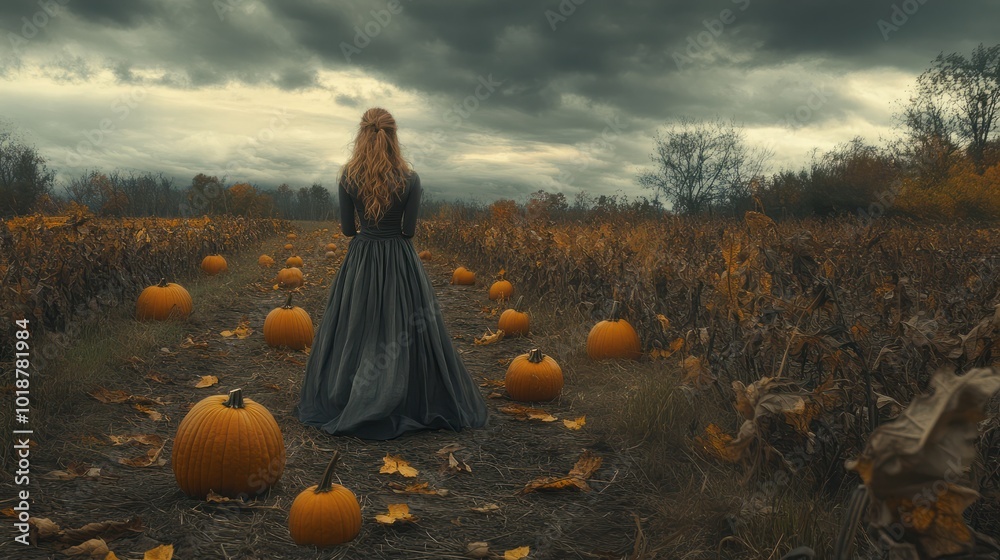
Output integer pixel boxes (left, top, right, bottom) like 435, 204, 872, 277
401, 173, 422, 238
338, 177, 357, 237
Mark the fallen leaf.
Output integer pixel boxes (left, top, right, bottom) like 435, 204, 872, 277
474, 328, 504, 345
505, 546, 530, 560
374, 503, 417, 525
388, 482, 449, 496
447, 453, 472, 473
488, 392, 504, 399
109, 434, 163, 447
656, 314, 670, 332
380, 454, 419, 478
499, 404, 557, 422
179, 336, 207, 349
59, 518, 144, 545
131, 403, 163, 422
518, 450, 603, 495
220, 317, 253, 339
480, 378, 505, 388
61, 537, 109, 557
118, 443, 166, 468
46, 462, 103, 480
469, 503, 500, 514
144, 544, 174, 560
0, 507, 15, 518
693, 423, 744, 463
466, 541, 491, 559
205, 490, 232, 503
30, 517, 61, 540
436, 443, 465, 455
563, 416, 586, 430
105, 553, 120, 560
193, 375, 218, 388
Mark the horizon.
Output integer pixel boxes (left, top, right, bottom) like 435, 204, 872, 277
2, 1, 998, 202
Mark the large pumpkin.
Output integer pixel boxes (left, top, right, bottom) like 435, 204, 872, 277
288, 451, 361, 547
286, 255, 304, 268
172, 388, 285, 499
201, 254, 228, 276
258, 254, 275, 268
586, 301, 641, 360
451, 266, 476, 285
277, 267, 304, 289
264, 293, 314, 350
136, 278, 192, 321
489, 279, 514, 301
498, 295, 529, 337
505, 348, 563, 402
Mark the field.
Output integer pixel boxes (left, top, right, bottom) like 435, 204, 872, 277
0, 211, 998, 559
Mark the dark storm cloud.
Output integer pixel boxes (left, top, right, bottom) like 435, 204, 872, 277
2, 0, 999, 199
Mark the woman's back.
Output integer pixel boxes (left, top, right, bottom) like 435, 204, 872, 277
339, 171, 422, 238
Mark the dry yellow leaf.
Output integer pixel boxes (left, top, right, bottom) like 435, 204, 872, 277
220, 317, 253, 339
380, 454, 419, 478
563, 416, 586, 430
505, 545, 530, 559
474, 328, 505, 345
447, 452, 472, 473
62, 538, 109, 557
109, 434, 163, 447
470, 503, 500, 514
144, 544, 174, 560
89, 388, 130, 403
194, 375, 218, 388
118, 443, 166, 468
656, 314, 670, 332
105, 553, 120, 560
388, 482, 449, 496
374, 503, 417, 525
132, 403, 163, 422
693, 423, 743, 463
466, 542, 491, 558
499, 404, 557, 422
518, 450, 602, 495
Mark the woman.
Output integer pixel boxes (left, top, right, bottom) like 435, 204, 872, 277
297, 107, 489, 440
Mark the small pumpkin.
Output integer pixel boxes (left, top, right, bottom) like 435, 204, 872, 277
287, 255, 304, 268
586, 301, 641, 360
418, 250, 432, 261
489, 279, 514, 301
288, 451, 361, 547
326, 243, 337, 251
498, 295, 529, 336
277, 267, 304, 289
287, 233, 297, 240
264, 293, 314, 350
325, 251, 336, 259
505, 348, 563, 402
201, 254, 228, 276
258, 254, 275, 268
451, 266, 476, 285
136, 278, 192, 321
284, 243, 294, 251
172, 388, 285, 499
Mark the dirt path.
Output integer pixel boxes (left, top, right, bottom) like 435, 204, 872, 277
10, 228, 650, 560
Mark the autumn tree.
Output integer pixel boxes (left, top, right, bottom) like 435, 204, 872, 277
0, 128, 54, 216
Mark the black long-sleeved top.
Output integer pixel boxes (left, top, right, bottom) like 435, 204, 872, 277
338, 171, 421, 239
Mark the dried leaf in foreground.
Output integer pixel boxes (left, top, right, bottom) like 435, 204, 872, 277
499, 404, 557, 422
379, 454, 419, 478
518, 450, 603, 495
374, 503, 417, 525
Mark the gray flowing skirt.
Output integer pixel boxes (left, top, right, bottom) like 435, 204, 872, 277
296, 233, 489, 440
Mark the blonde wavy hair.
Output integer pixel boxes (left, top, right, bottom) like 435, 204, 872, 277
340, 107, 412, 223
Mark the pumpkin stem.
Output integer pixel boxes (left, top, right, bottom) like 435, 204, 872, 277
157, 278, 167, 287
527, 348, 544, 363
512, 295, 524, 312
610, 300, 622, 322
283, 292, 294, 308
316, 451, 341, 493
223, 388, 245, 409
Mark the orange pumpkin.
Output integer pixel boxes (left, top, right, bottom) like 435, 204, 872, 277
489, 279, 514, 301
136, 278, 192, 321
277, 267, 304, 289
505, 348, 563, 402
586, 301, 641, 360
172, 388, 285, 499
258, 254, 275, 268
418, 250, 432, 260
286, 233, 297, 240
201, 254, 228, 276
284, 243, 294, 251
451, 266, 476, 285
286, 255, 304, 268
264, 293, 314, 350
498, 295, 529, 336
325, 251, 336, 259
288, 451, 361, 547
326, 243, 337, 251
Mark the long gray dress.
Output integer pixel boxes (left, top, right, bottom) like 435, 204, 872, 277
296, 171, 489, 440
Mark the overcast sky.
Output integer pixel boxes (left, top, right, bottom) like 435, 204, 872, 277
1, 0, 997, 202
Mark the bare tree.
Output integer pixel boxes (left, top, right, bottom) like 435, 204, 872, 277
637, 118, 771, 215
0, 129, 54, 216
915, 43, 1000, 173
